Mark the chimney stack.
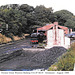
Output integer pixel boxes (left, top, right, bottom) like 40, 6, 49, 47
54, 22, 58, 25
70, 29, 72, 33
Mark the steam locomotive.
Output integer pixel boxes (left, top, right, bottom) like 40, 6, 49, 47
30, 30, 46, 43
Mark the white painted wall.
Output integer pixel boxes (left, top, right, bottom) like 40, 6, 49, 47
47, 30, 54, 46
57, 29, 65, 46
45, 29, 70, 49
65, 37, 70, 48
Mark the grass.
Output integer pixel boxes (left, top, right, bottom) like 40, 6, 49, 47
0, 33, 26, 44
48, 42, 75, 71
0, 33, 10, 44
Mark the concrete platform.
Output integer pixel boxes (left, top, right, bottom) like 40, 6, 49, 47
22, 48, 45, 52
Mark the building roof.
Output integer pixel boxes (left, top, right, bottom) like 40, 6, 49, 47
37, 22, 68, 31
37, 24, 54, 31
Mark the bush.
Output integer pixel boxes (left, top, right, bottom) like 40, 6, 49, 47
48, 64, 57, 71
5, 33, 14, 41
57, 55, 75, 71
48, 43, 75, 71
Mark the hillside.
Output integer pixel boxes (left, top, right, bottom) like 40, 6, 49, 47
0, 33, 26, 44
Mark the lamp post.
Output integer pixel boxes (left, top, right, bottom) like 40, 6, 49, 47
6, 24, 8, 30
0, 24, 2, 33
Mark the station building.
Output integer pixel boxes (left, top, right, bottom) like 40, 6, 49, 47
37, 22, 71, 49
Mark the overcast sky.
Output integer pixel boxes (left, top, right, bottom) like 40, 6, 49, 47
0, 0, 75, 15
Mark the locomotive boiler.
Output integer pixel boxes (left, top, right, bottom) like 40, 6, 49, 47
30, 31, 45, 43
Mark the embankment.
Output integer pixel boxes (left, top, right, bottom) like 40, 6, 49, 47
0, 33, 29, 45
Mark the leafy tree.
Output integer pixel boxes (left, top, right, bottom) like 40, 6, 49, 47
54, 10, 73, 25
19, 4, 34, 12
34, 5, 53, 25
0, 4, 75, 39
65, 19, 75, 31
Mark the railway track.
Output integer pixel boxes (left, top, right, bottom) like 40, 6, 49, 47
0, 38, 31, 55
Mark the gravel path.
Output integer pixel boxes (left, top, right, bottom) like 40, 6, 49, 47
0, 47, 67, 71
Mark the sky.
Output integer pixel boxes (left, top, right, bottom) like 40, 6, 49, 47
0, 0, 75, 15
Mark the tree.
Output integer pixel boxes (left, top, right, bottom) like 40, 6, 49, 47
0, 4, 75, 39
65, 19, 75, 31
19, 4, 34, 12
34, 5, 53, 25
0, 5, 27, 36
54, 10, 73, 25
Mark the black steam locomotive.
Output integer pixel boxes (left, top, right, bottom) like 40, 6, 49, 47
30, 30, 46, 43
